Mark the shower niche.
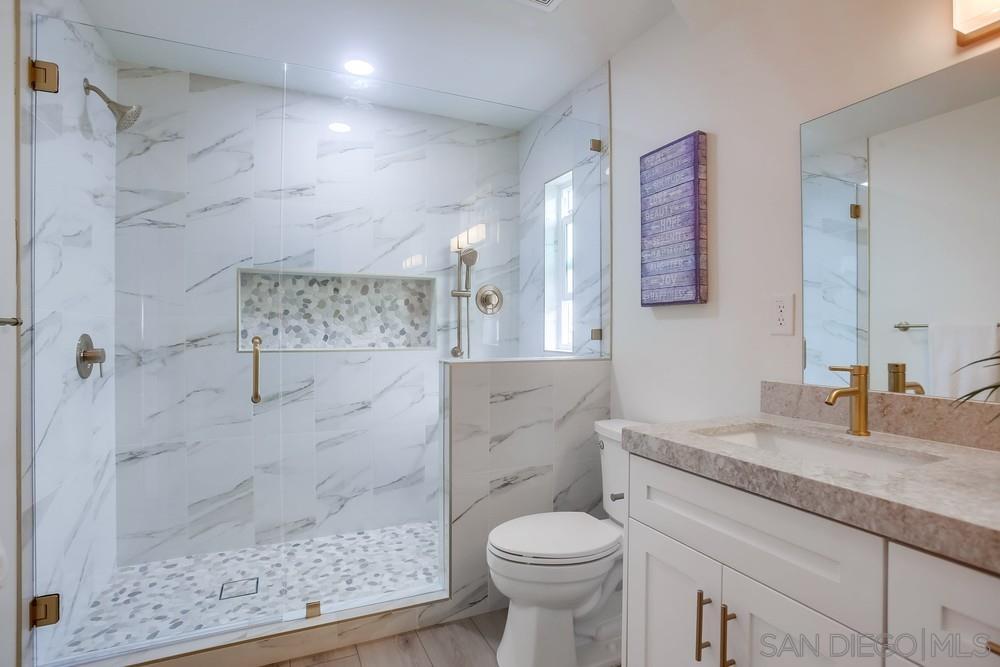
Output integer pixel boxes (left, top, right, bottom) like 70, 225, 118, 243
238, 269, 436, 351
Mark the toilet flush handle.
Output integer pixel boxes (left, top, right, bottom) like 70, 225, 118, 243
609, 493, 625, 502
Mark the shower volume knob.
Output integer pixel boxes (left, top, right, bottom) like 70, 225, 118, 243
475, 285, 503, 315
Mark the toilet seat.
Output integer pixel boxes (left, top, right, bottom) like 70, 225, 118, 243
488, 512, 622, 566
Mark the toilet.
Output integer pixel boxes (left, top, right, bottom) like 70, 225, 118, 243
487, 419, 645, 667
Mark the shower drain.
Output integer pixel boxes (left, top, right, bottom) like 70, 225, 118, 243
219, 577, 259, 600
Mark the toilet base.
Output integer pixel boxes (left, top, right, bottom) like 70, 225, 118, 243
575, 590, 622, 667
497, 602, 577, 667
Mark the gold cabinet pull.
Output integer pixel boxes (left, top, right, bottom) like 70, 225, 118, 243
695, 589, 712, 661
251, 336, 262, 404
720, 603, 736, 667
987, 640, 999, 656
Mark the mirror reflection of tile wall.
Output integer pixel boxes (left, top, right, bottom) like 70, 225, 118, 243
801, 48, 1000, 399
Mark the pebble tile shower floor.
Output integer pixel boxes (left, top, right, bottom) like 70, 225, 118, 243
49, 521, 442, 664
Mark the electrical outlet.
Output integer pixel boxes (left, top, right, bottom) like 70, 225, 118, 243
771, 294, 794, 336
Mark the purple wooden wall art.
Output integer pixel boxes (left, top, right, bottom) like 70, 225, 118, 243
639, 131, 708, 306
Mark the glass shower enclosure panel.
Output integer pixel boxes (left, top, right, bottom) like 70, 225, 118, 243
802, 173, 868, 386
28, 18, 294, 665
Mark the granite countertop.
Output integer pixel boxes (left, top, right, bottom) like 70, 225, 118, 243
623, 413, 1000, 576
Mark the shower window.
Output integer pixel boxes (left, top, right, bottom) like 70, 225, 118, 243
544, 171, 574, 353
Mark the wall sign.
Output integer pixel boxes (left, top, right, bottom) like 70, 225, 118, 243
639, 131, 708, 306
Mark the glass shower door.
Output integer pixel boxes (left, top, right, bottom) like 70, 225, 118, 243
29, 17, 292, 665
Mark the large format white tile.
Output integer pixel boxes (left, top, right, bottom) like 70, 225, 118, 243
187, 437, 255, 554
488, 363, 554, 470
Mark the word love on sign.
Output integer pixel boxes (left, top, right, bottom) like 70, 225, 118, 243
639, 131, 708, 306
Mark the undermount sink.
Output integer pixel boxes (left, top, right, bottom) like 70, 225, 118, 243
696, 422, 942, 477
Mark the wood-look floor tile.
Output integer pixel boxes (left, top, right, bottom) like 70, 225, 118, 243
471, 609, 507, 652
292, 655, 360, 667
289, 645, 359, 666
416, 619, 498, 667
357, 631, 432, 667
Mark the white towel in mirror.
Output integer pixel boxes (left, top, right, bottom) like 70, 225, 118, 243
928, 323, 1000, 400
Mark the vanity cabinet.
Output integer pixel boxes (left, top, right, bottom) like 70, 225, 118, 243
628, 454, 885, 635
887, 544, 1000, 667
626, 517, 881, 667
625, 455, 887, 666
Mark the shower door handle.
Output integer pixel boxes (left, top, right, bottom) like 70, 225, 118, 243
251, 336, 262, 404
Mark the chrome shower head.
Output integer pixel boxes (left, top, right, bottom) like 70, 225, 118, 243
84, 78, 143, 131
460, 247, 479, 266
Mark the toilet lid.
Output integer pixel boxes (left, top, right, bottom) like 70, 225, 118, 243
488, 512, 621, 561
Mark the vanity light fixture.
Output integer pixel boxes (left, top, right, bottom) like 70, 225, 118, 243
328, 121, 351, 133
344, 59, 375, 76
954, 0, 1000, 45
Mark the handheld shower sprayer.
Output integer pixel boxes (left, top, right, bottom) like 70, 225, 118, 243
450, 247, 480, 358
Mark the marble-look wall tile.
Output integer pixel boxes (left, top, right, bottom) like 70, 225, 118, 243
116, 441, 188, 564
553, 360, 612, 513
113, 66, 524, 565
488, 363, 554, 469
186, 437, 255, 554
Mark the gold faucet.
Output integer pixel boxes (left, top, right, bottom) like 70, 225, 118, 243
825, 365, 870, 436
887, 362, 925, 395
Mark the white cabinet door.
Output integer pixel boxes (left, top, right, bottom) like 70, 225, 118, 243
723, 567, 882, 667
626, 519, 722, 667
888, 543, 1000, 667
629, 455, 885, 635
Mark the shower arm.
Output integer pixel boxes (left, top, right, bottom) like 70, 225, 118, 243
83, 78, 113, 106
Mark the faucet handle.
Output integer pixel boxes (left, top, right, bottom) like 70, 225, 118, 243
829, 364, 868, 375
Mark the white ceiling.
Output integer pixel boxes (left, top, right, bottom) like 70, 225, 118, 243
79, 0, 671, 115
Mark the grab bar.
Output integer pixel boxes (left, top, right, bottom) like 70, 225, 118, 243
251, 335, 262, 404
895, 321, 1000, 332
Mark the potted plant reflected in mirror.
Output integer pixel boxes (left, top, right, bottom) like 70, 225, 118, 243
955, 351, 1000, 414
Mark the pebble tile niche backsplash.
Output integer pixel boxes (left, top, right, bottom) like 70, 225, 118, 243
238, 270, 435, 351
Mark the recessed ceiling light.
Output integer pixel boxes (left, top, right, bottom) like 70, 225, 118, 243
344, 59, 374, 76
328, 122, 351, 133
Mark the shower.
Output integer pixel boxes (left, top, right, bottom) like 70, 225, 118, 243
450, 246, 479, 358
83, 77, 142, 131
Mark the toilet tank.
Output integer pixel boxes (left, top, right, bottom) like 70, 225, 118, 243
594, 419, 647, 525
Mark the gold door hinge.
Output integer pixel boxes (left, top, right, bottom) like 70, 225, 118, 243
305, 601, 321, 619
850, 203, 861, 219
590, 328, 604, 341
590, 139, 603, 153
29, 59, 59, 93
30, 594, 60, 628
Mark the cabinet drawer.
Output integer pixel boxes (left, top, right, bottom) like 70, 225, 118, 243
628, 455, 885, 635
888, 543, 1000, 667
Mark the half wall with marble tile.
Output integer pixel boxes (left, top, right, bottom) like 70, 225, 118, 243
427, 358, 612, 624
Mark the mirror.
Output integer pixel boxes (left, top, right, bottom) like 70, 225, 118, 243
801, 48, 1000, 400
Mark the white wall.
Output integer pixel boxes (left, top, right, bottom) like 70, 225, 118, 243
1, 0, 17, 663
610, 0, 1000, 422
868, 94, 1000, 394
